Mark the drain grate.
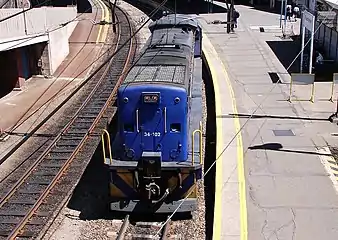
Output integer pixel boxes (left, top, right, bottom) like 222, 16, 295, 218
268, 72, 281, 84
273, 129, 295, 136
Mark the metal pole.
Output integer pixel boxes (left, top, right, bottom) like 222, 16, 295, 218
284, 0, 287, 33
109, 0, 117, 33
230, 0, 234, 32
226, 2, 230, 33
309, 18, 315, 74
175, 0, 176, 25
336, 93, 338, 115
22, 1, 27, 35
300, 26, 305, 73
280, 0, 283, 28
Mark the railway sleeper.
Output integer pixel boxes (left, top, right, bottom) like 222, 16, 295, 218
79, 110, 101, 115
0, 211, 49, 217
32, 170, 58, 177
43, 155, 69, 160
70, 123, 92, 129
56, 141, 81, 147
87, 98, 109, 103
17, 189, 44, 194
78, 114, 100, 119
0, 230, 35, 238
8, 199, 37, 205
66, 129, 89, 135
83, 105, 104, 110
60, 135, 84, 140
26, 179, 52, 185
93, 95, 113, 100
72, 118, 95, 124
0, 217, 43, 225
39, 163, 67, 168
49, 148, 75, 154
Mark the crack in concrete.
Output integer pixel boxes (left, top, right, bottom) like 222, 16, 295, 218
291, 208, 297, 240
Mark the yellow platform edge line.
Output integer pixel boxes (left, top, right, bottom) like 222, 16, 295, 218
95, 0, 105, 44
202, 33, 248, 240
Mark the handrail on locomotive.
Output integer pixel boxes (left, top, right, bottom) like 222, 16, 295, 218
192, 121, 203, 166
101, 129, 112, 165
101, 122, 203, 165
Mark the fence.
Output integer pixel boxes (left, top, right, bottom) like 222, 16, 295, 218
289, 73, 338, 102
314, 18, 338, 62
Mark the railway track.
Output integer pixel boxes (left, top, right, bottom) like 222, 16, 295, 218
0, 5, 135, 239
116, 215, 171, 240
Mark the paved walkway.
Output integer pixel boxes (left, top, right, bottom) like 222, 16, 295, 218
201, 3, 338, 240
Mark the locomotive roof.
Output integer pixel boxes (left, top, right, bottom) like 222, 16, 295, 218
121, 15, 197, 89
148, 28, 195, 49
149, 14, 199, 31
123, 65, 187, 86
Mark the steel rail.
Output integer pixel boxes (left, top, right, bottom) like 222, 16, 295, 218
1, 6, 134, 239
116, 215, 130, 240
0, 14, 122, 215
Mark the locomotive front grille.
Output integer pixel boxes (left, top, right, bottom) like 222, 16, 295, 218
141, 152, 162, 179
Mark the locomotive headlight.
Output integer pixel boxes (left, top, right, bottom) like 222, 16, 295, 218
123, 97, 129, 103
174, 97, 180, 104
126, 149, 135, 159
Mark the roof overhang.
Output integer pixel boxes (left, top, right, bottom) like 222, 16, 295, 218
0, 34, 48, 52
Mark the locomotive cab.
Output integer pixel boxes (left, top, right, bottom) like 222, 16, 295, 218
117, 84, 188, 162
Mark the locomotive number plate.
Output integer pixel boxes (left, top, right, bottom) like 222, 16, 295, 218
144, 132, 161, 137
142, 93, 160, 104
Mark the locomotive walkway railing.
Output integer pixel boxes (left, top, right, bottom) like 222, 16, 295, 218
192, 121, 203, 165
102, 120, 203, 166
102, 129, 113, 165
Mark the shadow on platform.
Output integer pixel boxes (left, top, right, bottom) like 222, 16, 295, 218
248, 143, 332, 156
223, 113, 330, 121
266, 36, 301, 74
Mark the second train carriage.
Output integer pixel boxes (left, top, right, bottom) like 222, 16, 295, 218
102, 14, 203, 213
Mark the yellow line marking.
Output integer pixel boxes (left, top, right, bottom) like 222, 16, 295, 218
202, 33, 248, 240
95, 0, 105, 44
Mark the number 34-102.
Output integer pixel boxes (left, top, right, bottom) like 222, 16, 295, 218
144, 132, 161, 137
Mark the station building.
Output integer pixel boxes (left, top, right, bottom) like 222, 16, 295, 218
0, 0, 80, 98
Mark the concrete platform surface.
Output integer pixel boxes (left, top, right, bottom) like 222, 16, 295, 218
201, 3, 338, 240
0, 0, 110, 133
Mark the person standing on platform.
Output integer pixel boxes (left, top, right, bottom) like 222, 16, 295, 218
293, 5, 300, 21
234, 9, 240, 28
231, 8, 240, 32
286, 4, 292, 21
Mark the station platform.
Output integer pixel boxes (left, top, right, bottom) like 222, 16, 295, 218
201, 3, 338, 240
0, 0, 110, 135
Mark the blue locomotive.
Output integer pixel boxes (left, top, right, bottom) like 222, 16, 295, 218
102, 14, 203, 213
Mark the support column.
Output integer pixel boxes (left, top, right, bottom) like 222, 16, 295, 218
15, 48, 25, 89
39, 43, 51, 76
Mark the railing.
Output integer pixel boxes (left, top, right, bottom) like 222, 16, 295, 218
191, 121, 203, 166
101, 129, 112, 165
102, 120, 203, 166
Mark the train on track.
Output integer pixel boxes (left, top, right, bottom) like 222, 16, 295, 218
102, 14, 203, 213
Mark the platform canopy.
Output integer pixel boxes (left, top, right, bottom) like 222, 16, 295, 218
321, 0, 338, 9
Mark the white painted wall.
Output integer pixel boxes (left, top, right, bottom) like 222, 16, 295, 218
0, 7, 78, 74
0, 7, 77, 40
